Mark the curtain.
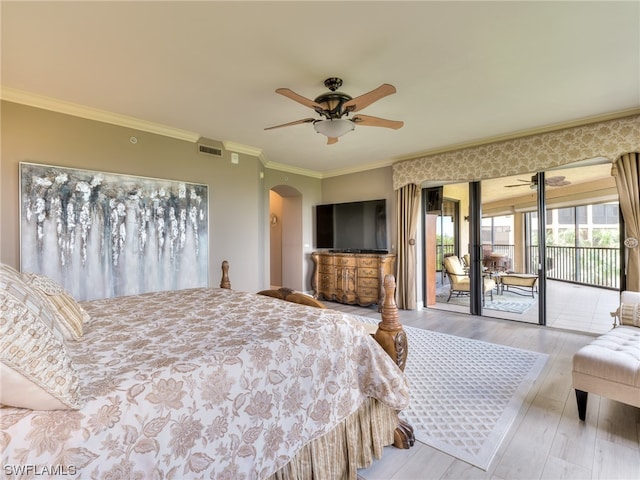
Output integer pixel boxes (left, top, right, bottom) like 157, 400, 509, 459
395, 184, 421, 309
612, 152, 640, 291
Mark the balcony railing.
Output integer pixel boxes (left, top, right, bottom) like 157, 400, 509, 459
437, 243, 620, 290
528, 245, 620, 290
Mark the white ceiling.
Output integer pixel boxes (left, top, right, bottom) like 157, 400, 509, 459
2, 1, 639, 177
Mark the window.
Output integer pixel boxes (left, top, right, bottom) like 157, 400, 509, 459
482, 215, 514, 258
576, 206, 588, 224
591, 203, 618, 225
557, 207, 575, 225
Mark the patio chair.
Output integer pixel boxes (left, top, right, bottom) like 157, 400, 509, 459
462, 253, 470, 270
443, 255, 496, 305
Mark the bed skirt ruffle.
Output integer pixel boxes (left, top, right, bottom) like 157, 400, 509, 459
269, 398, 398, 480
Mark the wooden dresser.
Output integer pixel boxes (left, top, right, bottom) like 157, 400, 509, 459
311, 251, 396, 308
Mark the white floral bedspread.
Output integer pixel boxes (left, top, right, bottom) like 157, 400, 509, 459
1, 288, 408, 479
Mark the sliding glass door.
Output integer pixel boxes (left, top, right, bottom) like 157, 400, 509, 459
423, 185, 466, 311
422, 160, 620, 334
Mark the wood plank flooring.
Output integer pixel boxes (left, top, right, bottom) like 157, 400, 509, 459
324, 301, 640, 480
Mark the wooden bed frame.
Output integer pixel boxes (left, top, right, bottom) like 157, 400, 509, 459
220, 260, 415, 449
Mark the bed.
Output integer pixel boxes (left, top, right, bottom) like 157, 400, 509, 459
1, 261, 411, 479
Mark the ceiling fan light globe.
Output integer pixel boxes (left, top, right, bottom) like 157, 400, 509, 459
313, 119, 355, 138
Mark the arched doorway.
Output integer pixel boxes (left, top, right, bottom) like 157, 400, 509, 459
270, 185, 303, 290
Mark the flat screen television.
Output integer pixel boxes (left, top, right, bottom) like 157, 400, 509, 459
315, 199, 387, 252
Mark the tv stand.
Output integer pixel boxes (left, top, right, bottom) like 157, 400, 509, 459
311, 251, 396, 309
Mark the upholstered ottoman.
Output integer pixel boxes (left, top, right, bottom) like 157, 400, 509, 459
572, 291, 640, 421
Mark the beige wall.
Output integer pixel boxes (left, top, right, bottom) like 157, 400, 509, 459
1, 101, 266, 292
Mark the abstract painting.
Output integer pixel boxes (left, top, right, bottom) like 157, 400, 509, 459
20, 162, 208, 301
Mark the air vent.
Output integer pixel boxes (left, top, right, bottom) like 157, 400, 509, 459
198, 144, 223, 157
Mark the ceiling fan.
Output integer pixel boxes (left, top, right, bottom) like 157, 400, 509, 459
505, 175, 571, 189
265, 77, 404, 144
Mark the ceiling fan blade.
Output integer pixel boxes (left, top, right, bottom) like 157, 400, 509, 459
264, 118, 316, 130
545, 175, 568, 185
275, 88, 323, 110
343, 84, 397, 113
351, 114, 404, 130
547, 180, 571, 187
327, 137, 339, 145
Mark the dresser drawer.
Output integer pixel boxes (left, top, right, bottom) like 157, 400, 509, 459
358, 267, 378, 278
358, 277, 379, 288
357, 256, 378, 267
356, 287, 379, 301
335, 256, 357, 267
319, 264, 335, 274
319, 274, 334, 290
318, 255, 334, 265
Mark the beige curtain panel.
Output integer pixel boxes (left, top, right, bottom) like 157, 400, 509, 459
395, 184, 421, 309
612, 152, 640, 291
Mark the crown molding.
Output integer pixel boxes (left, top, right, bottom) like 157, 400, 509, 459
1, 86, 201, 143
264, 157, 395, 180
221, 141, 266, 163
263, 161, 323, 179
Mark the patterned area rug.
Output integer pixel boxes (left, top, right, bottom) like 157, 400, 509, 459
356, 317, 548, 470
436, 289, 536, 314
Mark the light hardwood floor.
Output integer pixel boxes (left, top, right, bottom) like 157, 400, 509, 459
324, 301, 640, 480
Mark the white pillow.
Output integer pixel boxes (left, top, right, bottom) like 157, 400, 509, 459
0, 290, 83, 410
619, 302, 640, 327
0, 264, 62, 340
22, 272, 89, 340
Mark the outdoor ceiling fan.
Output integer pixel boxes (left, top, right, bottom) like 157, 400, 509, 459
265, 77, 404, 144
505, 175, 571, 189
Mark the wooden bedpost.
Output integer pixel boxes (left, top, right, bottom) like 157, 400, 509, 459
374, 274, 415, 449
220, 260, 231, 289
375, 274, 408, 371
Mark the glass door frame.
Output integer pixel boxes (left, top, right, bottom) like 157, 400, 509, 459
535, 172, 547, 326
468, 182, 483, 315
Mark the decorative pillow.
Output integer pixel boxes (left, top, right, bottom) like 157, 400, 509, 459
0, 290, 83, 410
22, 272, 89, 340
0, 264, 62, 341
619, 302, 640, 327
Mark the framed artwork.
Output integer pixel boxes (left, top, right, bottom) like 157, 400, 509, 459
20, 162, 209, 301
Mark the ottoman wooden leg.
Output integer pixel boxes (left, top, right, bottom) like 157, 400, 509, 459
575, 389, 588, 421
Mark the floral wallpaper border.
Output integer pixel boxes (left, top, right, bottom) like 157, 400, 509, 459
392, 114, 640, 190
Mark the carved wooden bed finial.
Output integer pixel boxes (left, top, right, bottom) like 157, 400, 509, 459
220, 260, 231, 289
374, 274, 414, 449
375, 274, 408, 371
